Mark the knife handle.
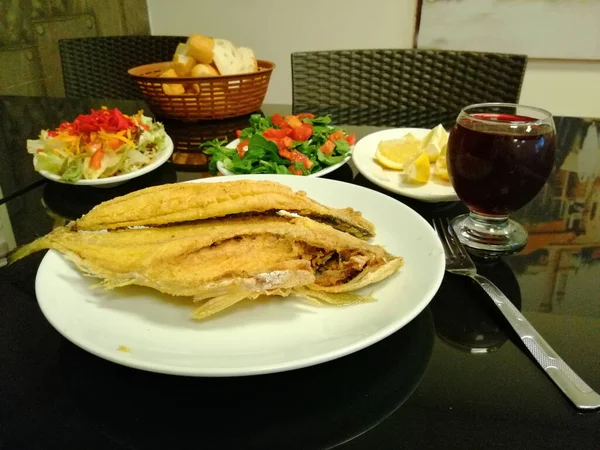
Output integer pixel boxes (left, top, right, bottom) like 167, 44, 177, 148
471, 274, 600, 410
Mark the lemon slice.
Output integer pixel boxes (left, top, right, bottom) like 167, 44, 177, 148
435, 143, 450, 180
421, 124, 449, 162
375, 134, 422, 170
405, 152, 431, 183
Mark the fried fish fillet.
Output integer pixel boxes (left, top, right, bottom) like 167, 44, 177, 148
10, 216, 402, 320
73, 180, 375, 239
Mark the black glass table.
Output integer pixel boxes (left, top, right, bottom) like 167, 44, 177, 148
1, 96, 599, 450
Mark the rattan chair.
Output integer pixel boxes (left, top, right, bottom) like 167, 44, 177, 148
59, 36, 187, 99
291, 49, 528, 127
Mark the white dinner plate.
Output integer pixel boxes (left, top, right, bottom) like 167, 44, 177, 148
35, 175, 445, 376
38, 136, 174, 188
217, 138, 351, 177
353, 128, 459, 203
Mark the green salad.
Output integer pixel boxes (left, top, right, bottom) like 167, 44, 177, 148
201, 112, 356, 176
26, 107, 167, 182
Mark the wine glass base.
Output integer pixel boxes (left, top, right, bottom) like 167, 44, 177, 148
450, 214, 527, 259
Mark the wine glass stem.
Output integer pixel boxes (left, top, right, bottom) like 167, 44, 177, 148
469, 212, 509, 232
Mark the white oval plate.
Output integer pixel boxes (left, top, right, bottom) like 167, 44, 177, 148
353, 128, 459, 203
217, 138, 351, 178
37, 136, 174, 188
35, 175, 445, 377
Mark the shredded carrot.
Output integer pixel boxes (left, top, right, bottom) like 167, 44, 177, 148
46, 107, 143, 156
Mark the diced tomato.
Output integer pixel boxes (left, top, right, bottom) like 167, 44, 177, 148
328, 130, 344, 142
36, 148, 44, 153
290, 123, 313, 142
296, 113, 315, 120
320, 140, 335, 155
89, 148, 104, 170
107, 138, 123, 150
47, 130, 58, 137
284, 115, 303, 129
266, 136, 293, 150
279, 149, 313, 170
288, 165, 304, 175
266, 137, 281, 148
345, 134, 356, 146
279, 148, 292, 158
237, 139, 248, 158
263, 127, 292, 139
236, 130, 242, 138
293, 150, 313, 170
271, 113, 285, 127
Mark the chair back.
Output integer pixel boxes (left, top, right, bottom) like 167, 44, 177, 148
59, 36, 187, 99
291, 49, 527, 126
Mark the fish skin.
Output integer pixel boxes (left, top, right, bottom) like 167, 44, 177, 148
73, 180, 375, 239
9, 216, 402, 319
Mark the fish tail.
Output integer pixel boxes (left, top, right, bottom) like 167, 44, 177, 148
7, 236, 51, 264
7, 227, 69, 265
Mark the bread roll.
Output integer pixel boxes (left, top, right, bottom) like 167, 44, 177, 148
172, 54, 196, 76
191, 63, 219, 77
237, 47, 258, 73
174, 43, 189, 57
184, 83, 199, 95
186, 34, 214, 65
212, 38, 243, 75
160, 68, 185, 95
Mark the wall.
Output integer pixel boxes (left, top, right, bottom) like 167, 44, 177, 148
0, 0, 150, 96
521, 61, 600, 118
148, 0, 600, 118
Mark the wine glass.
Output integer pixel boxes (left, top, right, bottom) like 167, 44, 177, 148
446, 103, 556, 257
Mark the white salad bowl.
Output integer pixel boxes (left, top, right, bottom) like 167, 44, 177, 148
37, 136, 174, 188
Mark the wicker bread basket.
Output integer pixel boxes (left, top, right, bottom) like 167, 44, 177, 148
128, 60, 275, 121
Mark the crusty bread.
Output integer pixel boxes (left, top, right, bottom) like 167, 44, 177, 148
191, 63, 219, 77
172, 54, 196, 76
237, 47, 258, 73
173, 34, 258, 77
186, 34, 214, 65
174, 43, 189, 57
185, 83, 199, 95
160, 68, 185, 95
212, 38, 243, 75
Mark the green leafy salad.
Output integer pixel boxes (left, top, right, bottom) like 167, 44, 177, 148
201, 112, 356, 176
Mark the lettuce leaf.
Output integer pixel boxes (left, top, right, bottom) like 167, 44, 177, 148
248, 134, 280, 157
201, 139, 236, 175
61, 157, 84, 182
303, 115, 332, 126
27, 139, 45, 155
101, 150, 123, 177
33, 151, 65, 174
333, 139, 351, 154
317, 151, 348, 166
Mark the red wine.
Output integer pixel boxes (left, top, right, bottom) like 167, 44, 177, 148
447, 113, 555, 215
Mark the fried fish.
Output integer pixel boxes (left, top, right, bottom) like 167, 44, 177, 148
10, 216, 402, 320
73, 180, 375, 239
